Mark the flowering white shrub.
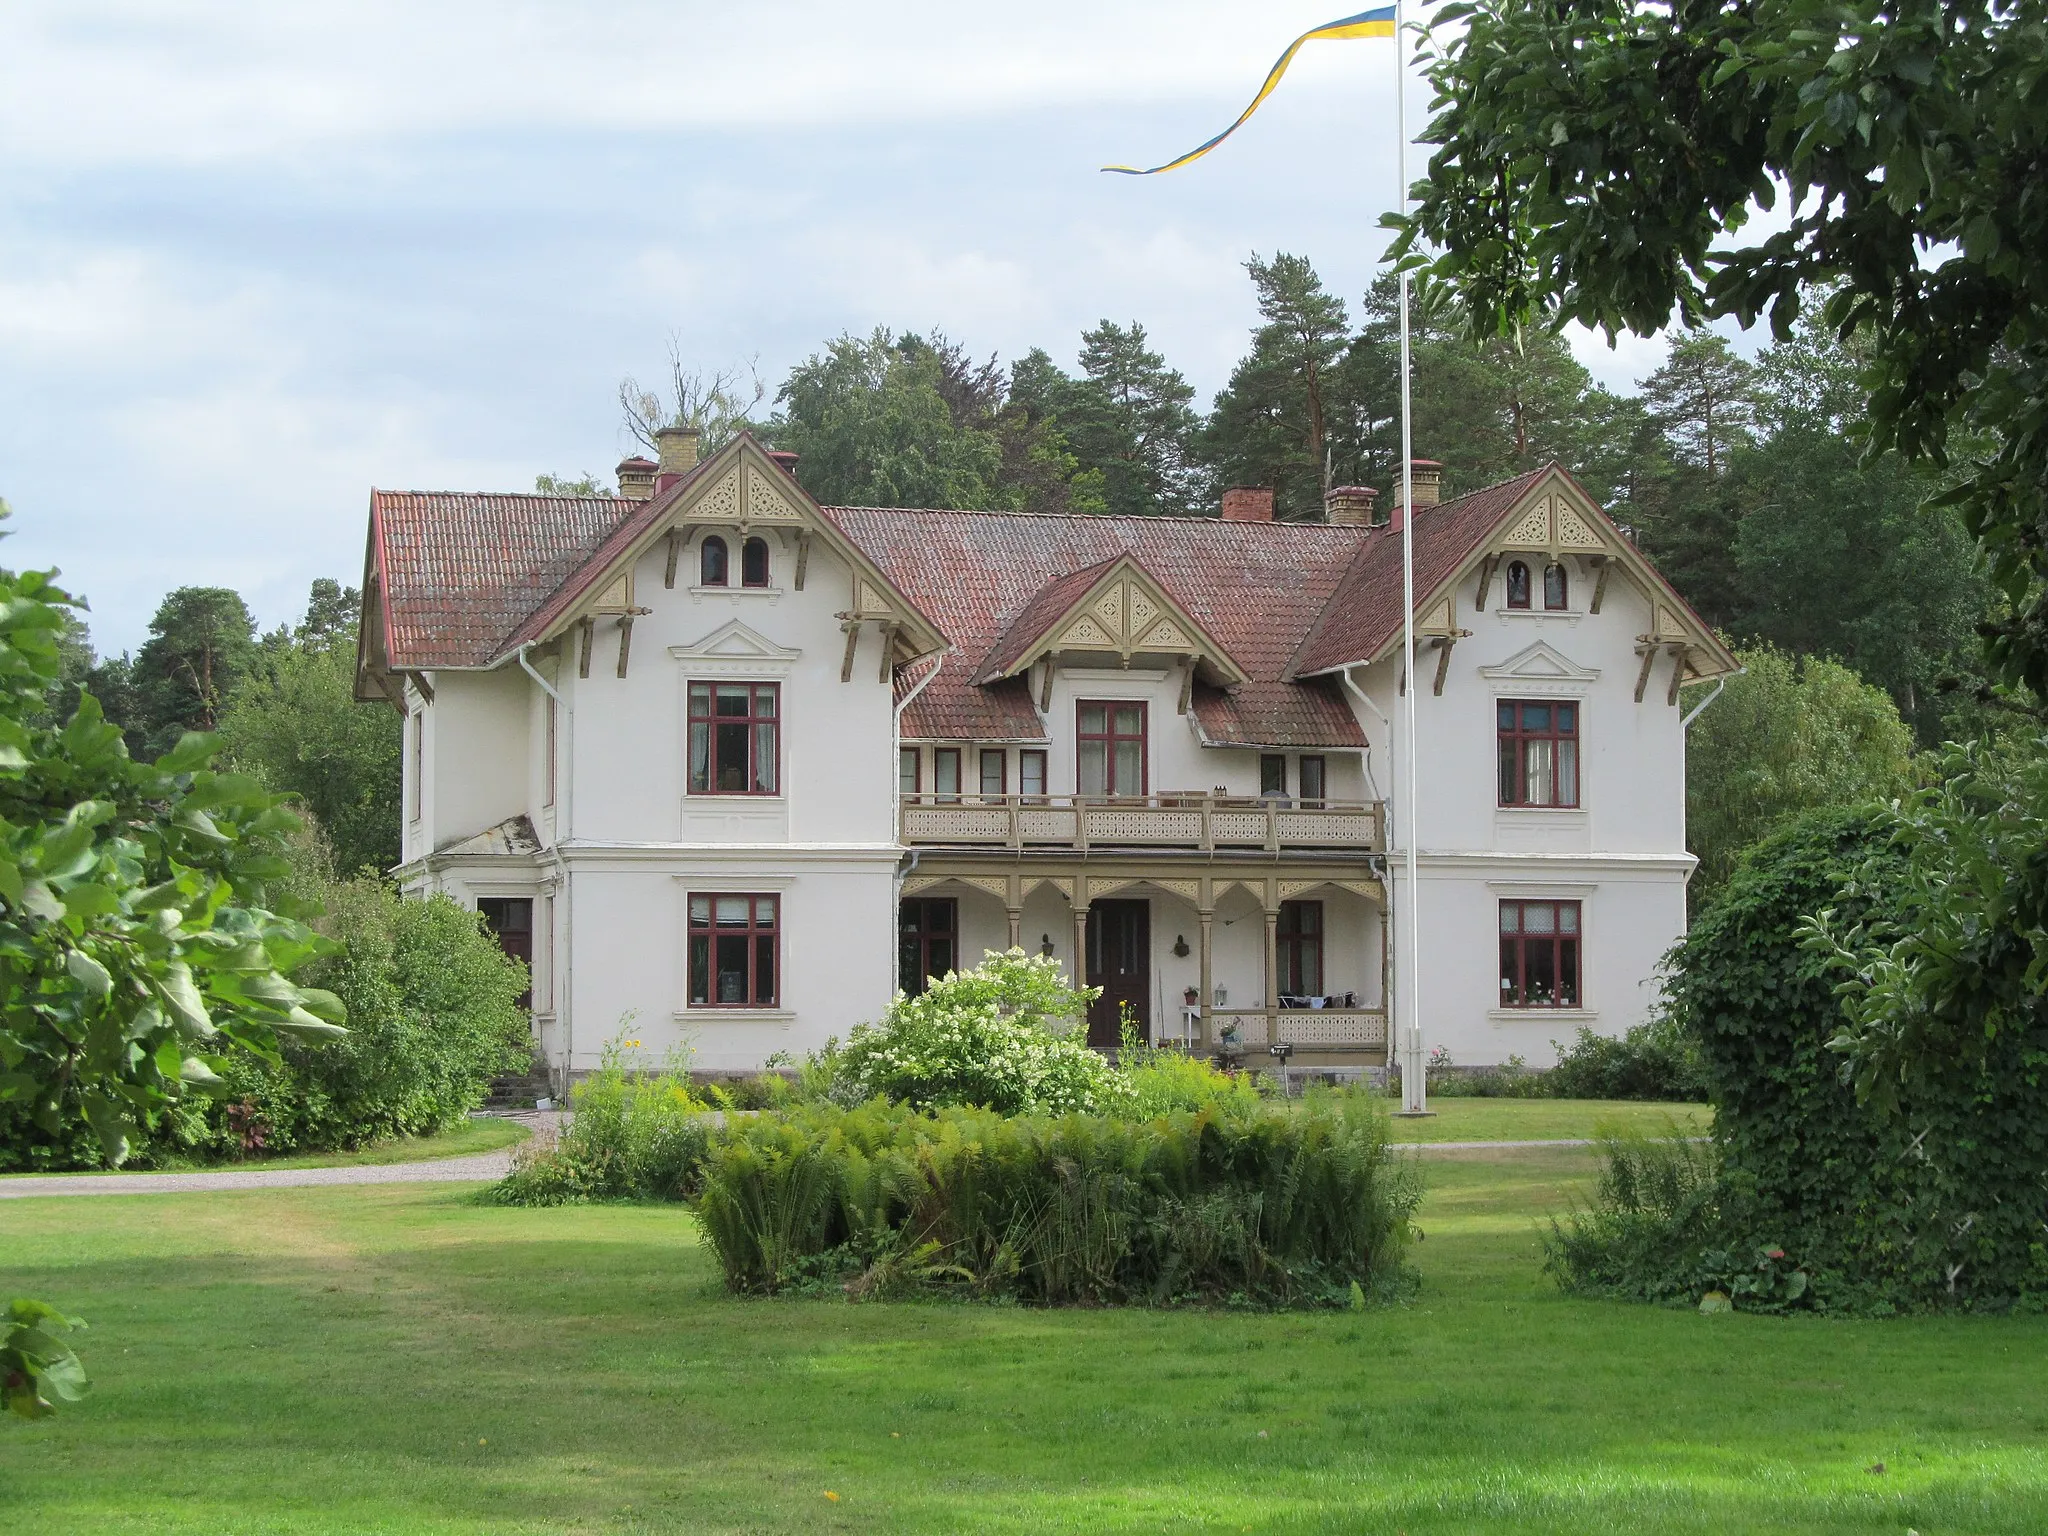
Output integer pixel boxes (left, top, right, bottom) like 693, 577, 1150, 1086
832, 949, 1135, 1115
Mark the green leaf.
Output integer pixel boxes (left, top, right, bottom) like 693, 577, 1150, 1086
155, 732, 220, 775
64, 949, 113, 997
158, 962, 214, 1037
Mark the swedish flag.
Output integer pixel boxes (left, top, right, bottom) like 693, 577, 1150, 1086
1103, 7, 1398, 176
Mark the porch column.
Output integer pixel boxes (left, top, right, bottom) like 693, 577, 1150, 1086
1263, 898, 1281, 1043
1006, 906, 1022, 952
1071, 904, 1091, 991
1197, 907, 1214, 1049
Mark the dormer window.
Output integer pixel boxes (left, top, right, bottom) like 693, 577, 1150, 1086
1506, 560, 1532, 609
741, 536, 770, 588
1544, 562, 1569, 610
700, 536, 729, 587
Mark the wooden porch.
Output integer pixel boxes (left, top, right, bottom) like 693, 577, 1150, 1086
898, 856, 1390, 1062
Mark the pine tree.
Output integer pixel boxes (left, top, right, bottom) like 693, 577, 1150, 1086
1200, 254, 1354, 520
1070, 321, 1200, 517
1639, 331, 1757, 477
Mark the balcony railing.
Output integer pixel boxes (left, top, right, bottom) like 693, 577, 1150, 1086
899, 792, 1383, 853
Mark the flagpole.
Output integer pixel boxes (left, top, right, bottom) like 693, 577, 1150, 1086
1395, 0, 1427, 1116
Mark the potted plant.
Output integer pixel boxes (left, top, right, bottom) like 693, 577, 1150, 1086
1182, 985, 1200, 1006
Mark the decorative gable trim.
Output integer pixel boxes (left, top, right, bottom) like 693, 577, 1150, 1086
975, 555, 1247, 687
1347, 466, 1739, 685
1479, 640, 1602, 684
497, 433, 946, 668
667, 618, 803, 679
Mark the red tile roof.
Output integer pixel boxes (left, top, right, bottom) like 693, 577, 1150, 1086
366, 456, 1723, 749
976, 558, 1124, 683
1291, 468, 1550, 676
372, 489, 636, 670
822, 506, 1373, 746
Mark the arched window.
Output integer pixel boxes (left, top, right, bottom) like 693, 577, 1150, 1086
1543, 562, 1569, 610
700, 536, 728, 587
741, 536, 770, 588
1506, 560, 1532, 609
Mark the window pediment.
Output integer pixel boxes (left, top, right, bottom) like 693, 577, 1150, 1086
1479, 640, 1600, 683
667, 618, 802, 678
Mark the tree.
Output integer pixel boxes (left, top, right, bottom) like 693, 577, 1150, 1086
1397, 0, 2048, 700
533, 473, 608, 497
1639, 332, 1756, 478
771, 329, 1006, 510
1724, 315, 1987, 737
218, 582, 402, 877
0, 521, 344, 1410
120, 587, 258, 759
1201, 253, 1355, 520
1684, 645, 1916, 896
1066, 322, 1201, 516
619, 338, 765, 457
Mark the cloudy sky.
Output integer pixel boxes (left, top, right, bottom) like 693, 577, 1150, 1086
2, 1, 1681, 655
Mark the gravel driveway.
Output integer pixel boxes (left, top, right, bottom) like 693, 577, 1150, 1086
0, 1113, 557, 1199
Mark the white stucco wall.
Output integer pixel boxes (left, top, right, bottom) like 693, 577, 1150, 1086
394, 482, 1701, 1077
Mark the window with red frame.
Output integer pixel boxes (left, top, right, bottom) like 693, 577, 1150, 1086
1077, 700, 1146, 796
1505, 560, 1532, 609
688, 893, 778, 1007
979, 748, 1006, 798
1498, 899, 1581, 1008
688, 681, 779, 794
1543, 561, 1569, 610
1019, 749, 1047, 799
1498, 699, 1579, 807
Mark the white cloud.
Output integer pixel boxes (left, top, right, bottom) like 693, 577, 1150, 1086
0, 1, 1384, 168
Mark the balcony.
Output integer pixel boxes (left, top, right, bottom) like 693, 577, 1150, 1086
899, 793, 1383, 854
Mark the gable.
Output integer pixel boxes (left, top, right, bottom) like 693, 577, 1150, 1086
976, 555, 1247, 687
501, 433, 947, 666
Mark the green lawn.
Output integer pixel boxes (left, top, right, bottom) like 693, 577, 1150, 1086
0, 1116, 528, 1179
2, 1144, 2042, 1533
1384, 1096, 1709, 1143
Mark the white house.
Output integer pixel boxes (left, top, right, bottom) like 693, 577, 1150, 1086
354, 429, 1736, 1084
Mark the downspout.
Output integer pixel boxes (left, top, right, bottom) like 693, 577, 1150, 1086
1679, 676, 1726, 731
1339, 665, 1389, 802
1677, 673, 1731, 892
890, 651, 945, 998
517, 642, 574, 1093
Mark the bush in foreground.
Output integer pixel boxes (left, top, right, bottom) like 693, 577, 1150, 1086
1551, 797, 2048, 1314
491, 1044, 710, 1205
693, 1095, 1419, 1307
826, 950, 1133, 1115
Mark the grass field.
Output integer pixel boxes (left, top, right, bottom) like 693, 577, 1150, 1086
0, 1116, 530, 1180
3, 1141, 2043, 1533
1381, 1096, 1708, 1143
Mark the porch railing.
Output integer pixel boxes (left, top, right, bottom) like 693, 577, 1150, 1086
900, 793, 1383, 853
1206, 1007, 1389, 1053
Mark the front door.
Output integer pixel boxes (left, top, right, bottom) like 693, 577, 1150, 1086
1085, 899, 1150, 1047
476, 898, 534, 1009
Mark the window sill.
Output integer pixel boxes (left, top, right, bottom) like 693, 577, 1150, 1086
1488, 1008, 1597, 1023
1494, 608, 1582, 623
683, 796, 787, 806
673, 1009, 795, 1025
1495, 805, 1586, 815
689, 585, 783, 601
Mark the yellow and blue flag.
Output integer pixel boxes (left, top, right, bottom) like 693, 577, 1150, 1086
1103, 7, 1397, 175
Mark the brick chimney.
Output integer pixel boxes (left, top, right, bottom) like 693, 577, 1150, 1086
615, 455, 657, 499
1324, 485, 1378, 525
767, 450, 800, 477
1389, 460, 1443, 517
1220, 486, 1276, 522
653, 425, 701, 493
